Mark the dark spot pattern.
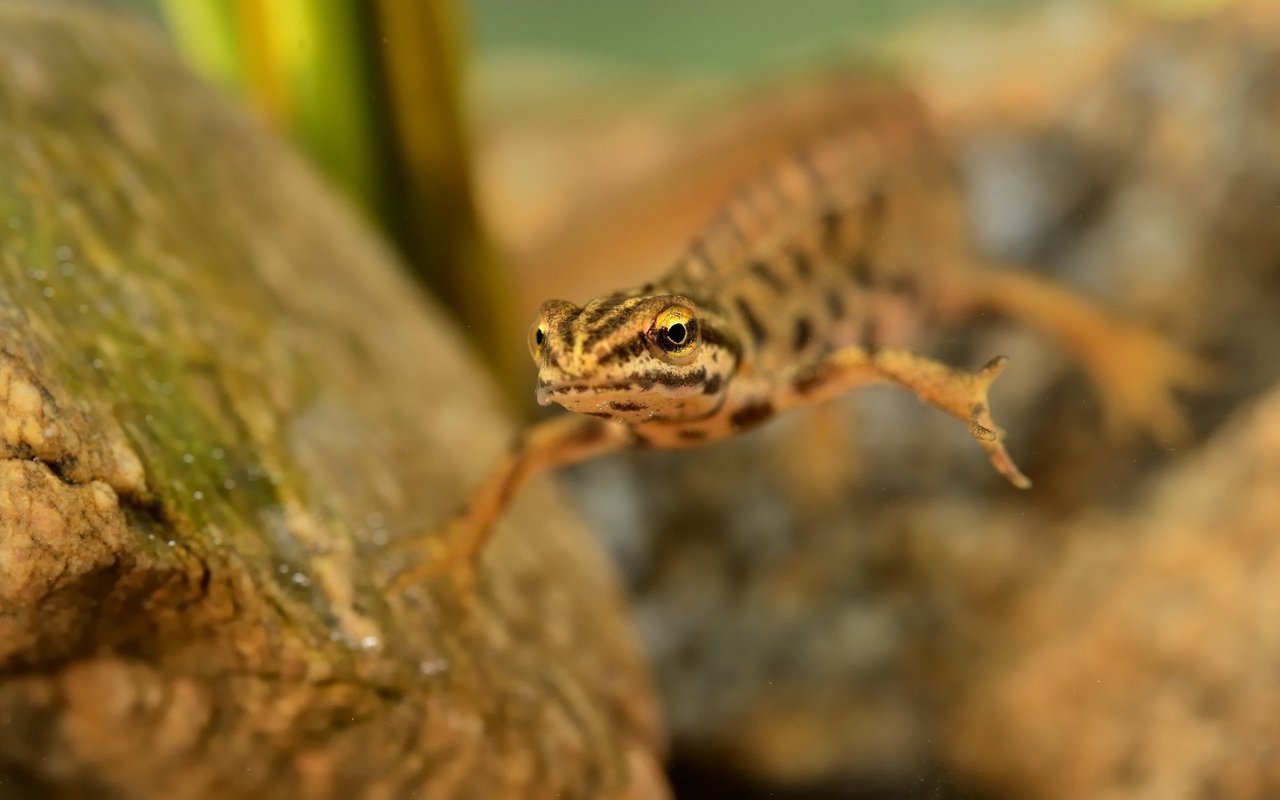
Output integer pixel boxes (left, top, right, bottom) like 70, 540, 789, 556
597, 333, 649, 366
734, 296, 768, 346
847, 252, 873, 287
865, 187, 888, 225
793, 317, 812, 352
698, 323, 742, 362
583, 295, 626, 325
582, 298, 645, 347
631, 366, 708, 391
790, 247, 813, 279
730, 401, 775, 431
702, 374, 723, 395
558, 325, 578, 354
886, 274, 919, 298
793, 365, 831, 396
608, 400, 646, 412
571, 418, 618, 446
749, 260, 787, 293
820, 207, 842, 253
677, 428, 708, 442
825, 287, 845, 320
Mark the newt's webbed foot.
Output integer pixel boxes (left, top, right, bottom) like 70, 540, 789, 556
382, 518, 480, 596
863, 349, 1031, 489
1083, 323, 1214, 444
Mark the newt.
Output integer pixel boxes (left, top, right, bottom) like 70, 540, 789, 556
389, 91, 1205, 589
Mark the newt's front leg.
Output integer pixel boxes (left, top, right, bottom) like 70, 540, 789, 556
386, 414, 635, 592
788, 347, 1032, 488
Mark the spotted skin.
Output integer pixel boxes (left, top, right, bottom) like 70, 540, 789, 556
527, 98, 1003, 454
388, 88, 1207, 590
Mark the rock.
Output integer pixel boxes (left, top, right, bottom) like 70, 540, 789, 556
0, 3, 665, 798
946, 384, 1280, 799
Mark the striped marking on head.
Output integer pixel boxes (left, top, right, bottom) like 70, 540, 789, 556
734, 296, 768, 346
531, 289, 740, 423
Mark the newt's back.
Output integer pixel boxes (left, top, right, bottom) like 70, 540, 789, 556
660, 86, 969, 376
390, 78, 1208, 589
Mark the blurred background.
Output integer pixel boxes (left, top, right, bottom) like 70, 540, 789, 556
91, 1, 1280, 797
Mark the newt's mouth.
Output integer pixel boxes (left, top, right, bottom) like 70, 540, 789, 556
535, 379, 634, 407
536, 371, 706, 406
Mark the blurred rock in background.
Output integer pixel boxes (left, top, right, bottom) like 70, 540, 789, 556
473, 1, 1280, 796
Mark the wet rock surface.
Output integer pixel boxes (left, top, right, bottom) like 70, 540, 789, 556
0, 3, 665, 798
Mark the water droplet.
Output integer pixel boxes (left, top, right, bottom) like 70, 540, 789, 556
211, 447, 225, 460
91, 358, 104, 370
277, 563, 289, 575
192, 490, 204, 500
360, 635, 380, 651
182, 453, 195, 464
59, 263, 74, 277
223, 478, 237, 490
41, 287, 54, 299
166, 540, 176, 547
55, 246, 71, 261
291, 572, 310, 587
29, 268, 45, 281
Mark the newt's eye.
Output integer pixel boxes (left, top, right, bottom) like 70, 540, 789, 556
650, 305, 699, 362
528, 319, 548, 362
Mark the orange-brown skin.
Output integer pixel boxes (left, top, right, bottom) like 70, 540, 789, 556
389, 90, 1205, 589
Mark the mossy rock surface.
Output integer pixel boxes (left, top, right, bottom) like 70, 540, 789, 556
0, 3, 665, 798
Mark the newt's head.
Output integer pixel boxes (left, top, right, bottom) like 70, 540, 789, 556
529, 290, 739, 424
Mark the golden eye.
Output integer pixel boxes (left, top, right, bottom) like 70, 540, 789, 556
650, 305, 699, 361
528, 319, 548, 361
